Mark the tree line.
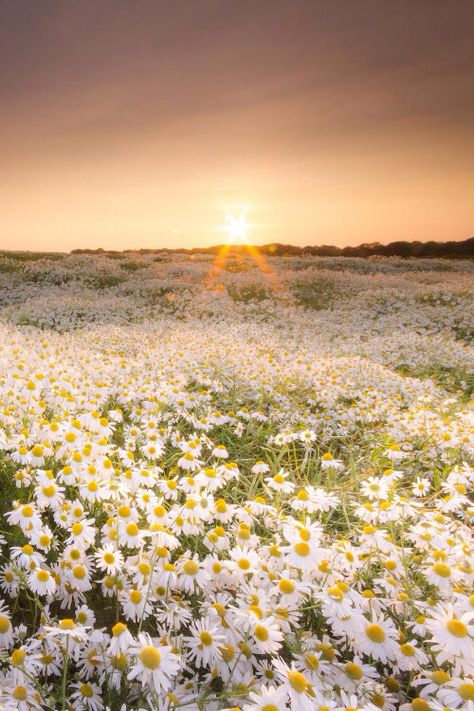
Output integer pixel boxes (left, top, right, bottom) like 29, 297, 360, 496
72, 236, 474, 259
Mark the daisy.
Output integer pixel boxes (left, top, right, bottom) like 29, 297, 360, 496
30, 527, 54, 552
195, 467, 226, 491
120, 588, 153, 622
67, 519, 96, 548
75, 605, 96, 628
94, 545, 124, 575
272, 575, 311, 606
426, 604, 474, 673
184, 617, 225, 669
361, 476, 389, 501
228, 546, 260, 579
438, 677, 474, 708
27, 568, 57, 597
67, 564, 93, 593
395, 639, 429, 672
128, 632, 181, 694
177, 451, 202, 472
35, 479, 65, 509
11, 543, 44, 571
320, 453, 344, 470
352, 614, 399, 664
282, 538, 322, 571
43, 618, 89, 652
178, 555, 208, 593
265, 469, 295, 494
69, 680, 104, 711
273, 657, 315, 711
242, 684, 287, 711
251, 461, 270, 474
6, 503, 42, 533
412, 477, 431, 497
108, 622, 135, 656
212, 444, 229, 459
0, 604, 14, 649
120, 521, 143, 548
0, 682, 43, 710
249, 615, 284, 655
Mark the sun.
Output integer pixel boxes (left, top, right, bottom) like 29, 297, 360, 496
224, 212, 251, 244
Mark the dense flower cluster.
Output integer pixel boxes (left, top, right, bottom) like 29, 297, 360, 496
0, 253, 472, 710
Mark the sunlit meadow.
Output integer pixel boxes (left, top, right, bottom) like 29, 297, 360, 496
0, 250, 473, 711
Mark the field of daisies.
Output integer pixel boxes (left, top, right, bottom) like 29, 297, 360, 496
0, 250, 473, 711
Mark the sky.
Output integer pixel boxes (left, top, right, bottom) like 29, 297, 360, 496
0, 0, 473, 251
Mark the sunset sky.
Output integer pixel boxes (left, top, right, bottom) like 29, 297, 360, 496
0, 0, 473, 251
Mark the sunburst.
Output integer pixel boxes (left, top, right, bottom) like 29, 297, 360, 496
224, 212, 251, 244
206, 211, 283, 294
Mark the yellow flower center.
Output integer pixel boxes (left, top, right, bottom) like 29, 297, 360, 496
431, 670, 450, 685
125, 522, 139, 536
183, 560, 199, 576
200, 631, 213, 646
112, 622, 127, 637
130, 589, 142, 604
365, 624, 386, 643
11, 649, 26, 666
458, 683, 474, 701
238, 559, 251, 570
278, 578, 295, 594
254, 625, 268, 641
80, 684, 94, 698
294, 542, 310, 557
13, 687, 27, 701
411, 699, 431, 711
139, 645, 161, 669
59, 619, 76, 630
0, 615, 11, 633
220, 643, 235, 662
288, 670, 308, 693
304, 653, 319, 670
345, 662, 362, 679
432, 562, 451, 578
446, 619, 468, 637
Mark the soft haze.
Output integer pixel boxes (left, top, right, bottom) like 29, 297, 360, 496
0, 0, 473, 251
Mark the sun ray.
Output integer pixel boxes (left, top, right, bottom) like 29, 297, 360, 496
206, 211, 287, 296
